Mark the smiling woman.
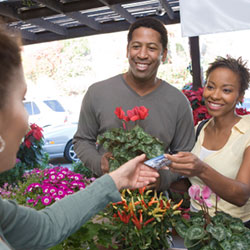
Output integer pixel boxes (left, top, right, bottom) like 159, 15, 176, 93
167, 55, 250, 226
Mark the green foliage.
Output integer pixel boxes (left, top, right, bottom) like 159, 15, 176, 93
175, 211, 250, 249
72, 161, 93, 178
168, 189, 190, 209
97, 125, 165, 171
52, 220, 119, 250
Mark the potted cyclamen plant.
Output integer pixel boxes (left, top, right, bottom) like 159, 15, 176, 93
174, 185, 250, 249
97, 106, 165, 171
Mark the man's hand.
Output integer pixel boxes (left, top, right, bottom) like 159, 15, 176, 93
101, 152, 112, 174
109, 154, 159, 190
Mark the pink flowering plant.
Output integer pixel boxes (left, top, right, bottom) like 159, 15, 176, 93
13, 166, 94, 210
0, 166, 97, 249
97, 106, 165, 171
174, 185, 250, 249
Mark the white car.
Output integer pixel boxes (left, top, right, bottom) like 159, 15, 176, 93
24, 99, 69, 128
42, 122, 78, 162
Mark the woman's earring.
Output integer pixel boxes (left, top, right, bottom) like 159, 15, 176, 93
0, 135, 5, 152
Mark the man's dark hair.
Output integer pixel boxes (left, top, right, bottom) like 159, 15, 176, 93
206, 55, 250, 95
127, 17, 168, 50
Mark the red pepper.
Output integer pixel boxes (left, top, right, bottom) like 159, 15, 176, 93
143, 217, 155, 226
117, 210, 131, 224
112, 201, 123, 205
166, 200, 171, 209
132, 214, 142, 230
160, 200, 164, 209
125, 213, 131, 224
139, 186, 146, 195
117, 210, 123, 221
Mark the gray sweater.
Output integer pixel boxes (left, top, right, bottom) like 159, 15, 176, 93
0, 175, 121, 250
73, 74, 195, 190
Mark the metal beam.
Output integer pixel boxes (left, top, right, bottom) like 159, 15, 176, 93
99, 0, 136, 24
33, 0, 100, 31
28, 18, 68, 36
0, 5, 36, 41
22, 15, 179, 45
7, 25, 37, 41
67, 12, 101, 31
159, 0, 174, 20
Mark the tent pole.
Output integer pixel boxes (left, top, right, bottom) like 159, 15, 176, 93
189, 36, 202, 90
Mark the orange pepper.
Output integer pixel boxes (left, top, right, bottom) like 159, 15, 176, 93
148, 197, 158, 206
173, 199, 183, 210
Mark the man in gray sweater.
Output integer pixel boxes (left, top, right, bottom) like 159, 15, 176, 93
73, 17, 195, 191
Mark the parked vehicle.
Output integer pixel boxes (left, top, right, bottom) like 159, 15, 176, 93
24, 99, 68, 128
42, 122, 78, 162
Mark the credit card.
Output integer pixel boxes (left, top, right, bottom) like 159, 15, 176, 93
144, 154, 171, 170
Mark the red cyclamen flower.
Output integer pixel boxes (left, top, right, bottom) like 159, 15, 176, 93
127, 106, 149, 121
137, 106, 149, 120
114, 107, 126, 120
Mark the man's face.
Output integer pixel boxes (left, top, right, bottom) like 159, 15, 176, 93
126, 27, 167, 83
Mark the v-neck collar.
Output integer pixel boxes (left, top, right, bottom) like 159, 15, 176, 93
120, 74, 164, 98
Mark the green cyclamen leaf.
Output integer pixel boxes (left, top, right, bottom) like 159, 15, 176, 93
219, 240, 232, 250
175, 221, 189, 238
206, 224, 227, 242
186, 225, 206, 240
230, 240, 248, 250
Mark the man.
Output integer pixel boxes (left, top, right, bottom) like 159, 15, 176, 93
73, 17, 195, 191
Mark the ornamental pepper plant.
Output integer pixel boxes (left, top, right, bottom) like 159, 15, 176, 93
97, 106, 165, 171
99, 187, 183, 250
174, 185, 250, 249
